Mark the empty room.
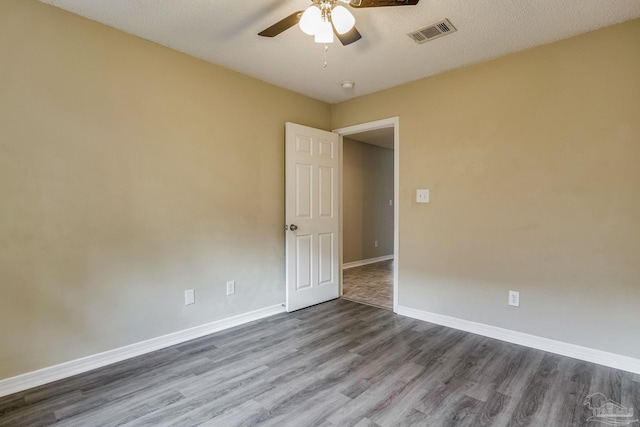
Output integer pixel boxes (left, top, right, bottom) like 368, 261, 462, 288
1, 0, 639, 426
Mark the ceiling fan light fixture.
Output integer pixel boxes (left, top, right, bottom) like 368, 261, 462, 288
315, 21, 333, 43
299, 5, 321, 35
331, 5, 355, 34
314, 20, 334, 43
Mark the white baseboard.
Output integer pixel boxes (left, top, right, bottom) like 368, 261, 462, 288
397, 305, 640, 375
343, 255, 394, 270
0, 304, 286, 398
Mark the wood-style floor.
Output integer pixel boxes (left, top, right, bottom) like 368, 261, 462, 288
342, 260, 393, 309
1, 299, 639, 426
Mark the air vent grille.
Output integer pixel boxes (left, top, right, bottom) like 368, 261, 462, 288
408, 19, 456, 44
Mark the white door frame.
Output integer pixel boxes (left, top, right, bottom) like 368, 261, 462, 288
333, 117, 399, 313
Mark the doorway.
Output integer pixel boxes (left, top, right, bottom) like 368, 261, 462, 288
334, 118, 399, 312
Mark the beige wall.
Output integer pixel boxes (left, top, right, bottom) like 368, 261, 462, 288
333, 19, 640, 359
343, 138, 394, 263
0, 0, 331, 379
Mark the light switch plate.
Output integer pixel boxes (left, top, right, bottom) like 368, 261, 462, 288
416, 189, 430, 203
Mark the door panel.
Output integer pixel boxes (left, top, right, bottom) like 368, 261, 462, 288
295, 234, 313, 290
285, 123, 339, 312
296, 164, 313, 218
318, 166, 334, 218
318, 232, 334, 286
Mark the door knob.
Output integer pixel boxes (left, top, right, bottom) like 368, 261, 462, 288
289, 224, 298, 231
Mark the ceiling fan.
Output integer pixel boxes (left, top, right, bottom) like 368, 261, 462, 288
258, 0, 420, 46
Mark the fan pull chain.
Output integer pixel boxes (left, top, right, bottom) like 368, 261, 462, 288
323, 44, 329, 68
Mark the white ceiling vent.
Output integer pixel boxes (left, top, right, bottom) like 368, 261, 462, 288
408, 19, 457, 44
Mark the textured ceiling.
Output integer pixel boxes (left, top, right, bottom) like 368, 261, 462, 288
40, 0, 640, 103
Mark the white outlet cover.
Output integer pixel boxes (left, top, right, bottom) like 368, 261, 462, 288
508, 290, 520, 307
416, 189, 430, 203
226, 280, 235, 296
184, 289, 195, 305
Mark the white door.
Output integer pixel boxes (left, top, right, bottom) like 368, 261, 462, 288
285, 122, 340, 312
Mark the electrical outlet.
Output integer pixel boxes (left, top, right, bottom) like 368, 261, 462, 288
374, 240, 378, 247
389, 199, 393, 207
416, 189, 430, 203
184, 289, 195, 305
226, 280, 235, 296
508, 290, 520, 307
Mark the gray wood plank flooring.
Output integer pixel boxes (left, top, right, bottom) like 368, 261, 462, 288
1, 298, 639, 426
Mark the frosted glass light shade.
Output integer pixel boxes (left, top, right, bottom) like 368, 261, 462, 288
314, 20, 334, 43
299, 6, 321, 35
331, 5, 355, 34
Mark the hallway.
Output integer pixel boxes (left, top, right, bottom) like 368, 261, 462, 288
342, 260, 393, 310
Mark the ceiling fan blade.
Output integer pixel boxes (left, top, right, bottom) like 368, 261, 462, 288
335, 26, 362, 46
349, 0, 419, 7
258, 10, 304, 37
